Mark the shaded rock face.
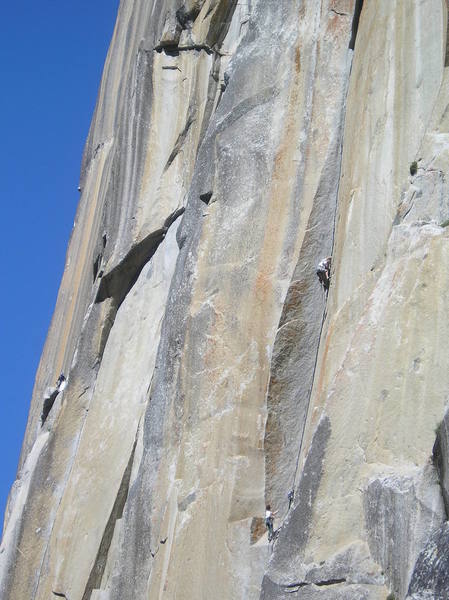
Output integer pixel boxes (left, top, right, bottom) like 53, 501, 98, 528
433, 407, 449, 517
363, 470, 445, 599
407, 522, 449, 600
3, 1, 449, 599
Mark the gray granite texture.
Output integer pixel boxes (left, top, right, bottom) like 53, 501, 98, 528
3, 1, 449, 599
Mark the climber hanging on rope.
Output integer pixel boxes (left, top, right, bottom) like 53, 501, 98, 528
265, 505, 278, 542
316, 256, 332, 291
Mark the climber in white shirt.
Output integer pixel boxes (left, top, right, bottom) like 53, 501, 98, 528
316, 256, 332, 290
265, 505, 278, 541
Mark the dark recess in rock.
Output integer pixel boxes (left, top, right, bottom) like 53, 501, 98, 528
281, 577, 346, 590
95, 230, 165, 306
266, 416, 331, 573
407, 522, 449, 599
154, 43, 216, 55
41, 388, 59, 426
445, 7, 449, 67
349, 0, 364, 50
93, 253, 102, 282
96, 208, 185, 308
315, 578, 347, 586
221, 71, 230, 91
199, 191, 213, 204
432, 412, 449, 518
261, 575, 353, 599
280, 581, 309, 592
154, 44, 181, 56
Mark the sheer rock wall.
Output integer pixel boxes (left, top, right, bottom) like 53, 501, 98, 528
2, 1, 449, 599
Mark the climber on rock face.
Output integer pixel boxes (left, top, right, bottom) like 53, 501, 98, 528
316, 256, 332, 290
56, 373, 67, 392
265, 505, 278, 541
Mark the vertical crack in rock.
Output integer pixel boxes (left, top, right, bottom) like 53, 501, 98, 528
261, 416, 331, 597
432, 409, 449, 518
445, 0, 449, 67
264, 85, 350, 517
205, 0, 238, 48
199, 0, 238, 137
349, 0, 364, 50
278, 414, 331, 555
164, 111, 196, 171
81, 441, 137, 600
199, 52, 223, 141
92, 252, 102, 282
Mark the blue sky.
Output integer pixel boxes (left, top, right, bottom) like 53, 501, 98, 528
0, 1, 119, 523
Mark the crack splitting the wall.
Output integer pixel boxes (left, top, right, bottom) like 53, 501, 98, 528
432, 418, 449, 519
445, 0, 449, 66
315, 578, 347, 586
164, 113, 196, 172
289, 2, 360, 479
283, 577, 346, 590
349, 0, 364, 50
81, 440, 137, 600
264, 0, 360, 526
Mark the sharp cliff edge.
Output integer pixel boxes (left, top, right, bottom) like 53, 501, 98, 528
2, 1, 449, 598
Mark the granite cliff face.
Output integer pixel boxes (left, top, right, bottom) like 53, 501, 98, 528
2, 1, 449, 598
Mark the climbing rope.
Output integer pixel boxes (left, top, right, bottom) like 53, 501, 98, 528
286, 90, 347, 508
289, 283, 329, 502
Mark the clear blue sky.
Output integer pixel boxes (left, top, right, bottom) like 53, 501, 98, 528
0, 1, 119, 524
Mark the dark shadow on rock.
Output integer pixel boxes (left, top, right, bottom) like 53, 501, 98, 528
265, 415, 331, 581
407, 522, 449, 600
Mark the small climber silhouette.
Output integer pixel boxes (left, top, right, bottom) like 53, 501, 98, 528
56, 373, 67, 392
316, 256, 332, 290
287, 490, 294, 510
265, 505, 278, 542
